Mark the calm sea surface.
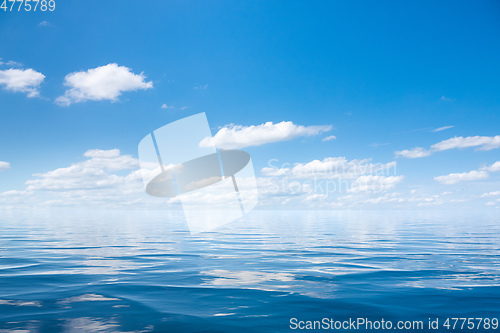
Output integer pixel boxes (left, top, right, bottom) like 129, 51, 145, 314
0, 210, 499, 332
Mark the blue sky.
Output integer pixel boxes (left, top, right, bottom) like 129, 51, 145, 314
0, 1, 499, 209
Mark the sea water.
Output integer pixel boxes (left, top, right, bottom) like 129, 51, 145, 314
0, 210, 499, 332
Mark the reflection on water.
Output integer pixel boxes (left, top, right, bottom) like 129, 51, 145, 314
0, 210, 499, 332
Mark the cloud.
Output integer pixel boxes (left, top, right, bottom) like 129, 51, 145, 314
395, 147, 431, 158
56, 63, 153, 106
26, 149, 139, 191
0, 161, 10, 171
434, 170, 489, 185
396, 135, 500, 158
0, 68, 45, 97
0, 59, 22, 67
369, 142, 390, 148
330, 188, 480, 208
161, 104, 174, 109
200, 121, 332, 149
193, 84, 208, 90
322, 135, 336, 142
440, 96, 454, 102
431, 136, 500, 152
252, 155, 404, 209
348, 175, 404, 193
38, 21, 50, 27
483, 161, 500, 172
434, 160, 500, 185
432, 125, 454, 132
481, 191, 500, 197
261, 157, 397, 180
0, 149, 173, 209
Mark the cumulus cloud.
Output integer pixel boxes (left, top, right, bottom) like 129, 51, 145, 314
56, 63, 153, 106
253, 155, 406, 209
0, 149, 176, 210
396, 135, 500, 158
26, 149, 139, 191
432, 125, 454, 132
322, 135, 336, 142
0, 161, 10, 171
0, 68, 45, 97
434, 170, 489, 185
200, 121, 332, 149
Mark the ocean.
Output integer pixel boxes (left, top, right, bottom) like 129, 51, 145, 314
0, 210, 499, 332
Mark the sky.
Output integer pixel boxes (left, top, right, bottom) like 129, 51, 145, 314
0, 0, 499, 210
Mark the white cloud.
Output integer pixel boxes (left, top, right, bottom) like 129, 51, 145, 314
434, 160, 500, 185
0, 68, 45, 97
322, 135, 336, 142
434, 170, 489, 185
56, 63, 153, 106
432, 125, 454, 132
0, 59, 22, 67
305, 193, 328, 201
254, 155, 405, 209
260, 167, 290, 177
0, 146, 492, 210
395, 147, 431, 158
484, 161, 500, 172
0, 190, 32, 197
481, 191, 500, 197
38, 21, 50, 27
0, 148, 177, 210
0, 161, 10, 171
440, 96, 454, 102
330, 188, 481, 208
396, 135, 500, 158
261, 157, 397, 181
348, 175, 404, 193
161, 104, 174, 109
26, 149, 139, 191
200, 121, 332, 149
431, 136, 500, 152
